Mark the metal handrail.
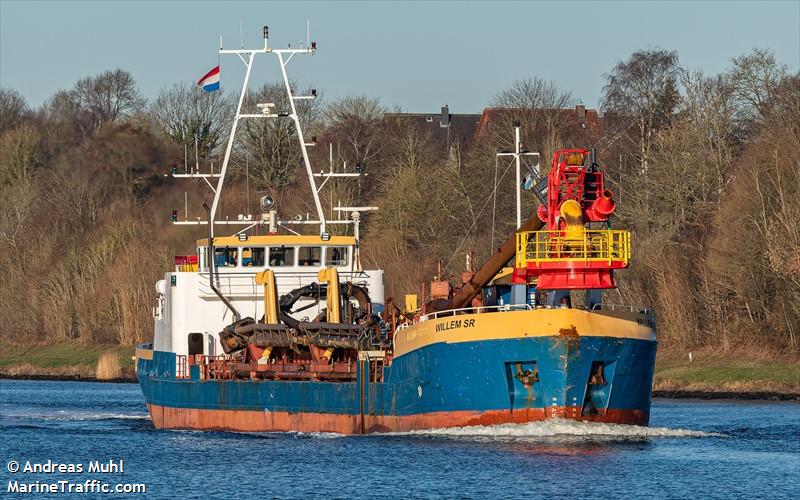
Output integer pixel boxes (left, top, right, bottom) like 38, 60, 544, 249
591, 303, 652, 315
192, 270, 373, 299
175, 354, 189, 379
515, 229, 630, 268
418, 303, 532, 322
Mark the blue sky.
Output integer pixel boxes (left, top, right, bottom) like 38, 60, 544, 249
1, 0, 798, 112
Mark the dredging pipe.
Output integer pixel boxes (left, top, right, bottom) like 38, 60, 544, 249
431, 213, 544, 312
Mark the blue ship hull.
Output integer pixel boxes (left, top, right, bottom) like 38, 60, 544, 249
137, 323, 657, 433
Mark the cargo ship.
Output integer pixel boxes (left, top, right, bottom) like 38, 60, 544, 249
136, 25, 657, 433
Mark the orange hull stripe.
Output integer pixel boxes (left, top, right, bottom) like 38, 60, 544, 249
147, 404, 648, 434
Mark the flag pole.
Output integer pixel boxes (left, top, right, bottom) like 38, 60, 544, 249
218, 36, 222, 87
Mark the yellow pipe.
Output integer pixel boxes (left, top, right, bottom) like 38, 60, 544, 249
404, 294, 418, 314
317, 267, 341, 323
322, 347, 335, 361
254, 270, 279, 324
560, 199, 585, 240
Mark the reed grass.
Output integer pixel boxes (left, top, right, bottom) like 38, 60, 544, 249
95, 351, 122, 380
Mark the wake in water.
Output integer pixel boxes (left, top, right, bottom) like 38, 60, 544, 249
239, 419, 720, 440
388, 419, 720, 439
168, 418, 720, 440
0, 409, 717, 439
0, 409, 150, 421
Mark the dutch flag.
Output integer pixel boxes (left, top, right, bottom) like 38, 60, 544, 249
197, 66, 220, 92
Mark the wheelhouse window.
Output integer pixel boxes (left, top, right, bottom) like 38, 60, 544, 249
325, 246, 349, 267
241, 247, 265, 267
298, 246, 321, 266
214, 247, 238, 267
269, 246, 295, 267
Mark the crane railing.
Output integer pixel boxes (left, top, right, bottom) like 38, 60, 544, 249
515, 229, 631, 268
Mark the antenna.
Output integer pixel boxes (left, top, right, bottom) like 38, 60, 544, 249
240, 22, 244, 48
496, 123, 540, 229
194, 134, 200, 172
170, 25, 370, 237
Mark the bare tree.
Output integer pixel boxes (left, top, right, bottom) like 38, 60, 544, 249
324, 96, 385, 169
150, 82, 235, 156
44, 89, 81, 122
729, 48, 789, 122
492, 77, 573, 109
44, 69, 145, 139
239, 81, 323, 188
763, 74, 800, 137
679, 70, 738, 192
489, 77, 575, 161
0, 123, 45, 186
602, 49, 681, 171
0, 88, 29, 134
74, 69, 145, 124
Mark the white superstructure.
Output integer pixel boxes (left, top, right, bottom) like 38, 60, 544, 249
152, 24, 383, 359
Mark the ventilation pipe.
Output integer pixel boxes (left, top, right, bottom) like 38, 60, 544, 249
203, 202, 241, 321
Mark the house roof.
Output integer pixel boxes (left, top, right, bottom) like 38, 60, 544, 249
385, 106, 603, 148
384, 108, 482, 150
474, 107, 602, 140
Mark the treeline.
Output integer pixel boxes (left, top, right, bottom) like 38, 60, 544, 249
0, 48, 797, 353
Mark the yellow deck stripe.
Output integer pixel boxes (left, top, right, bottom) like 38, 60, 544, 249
197, 235, 356, 246
393, 308, 656, 358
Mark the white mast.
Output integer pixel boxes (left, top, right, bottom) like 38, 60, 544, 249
275, 49, 326, 233
496, 122, 540, 229
171, 24, 377, 240
215, 25, 325, 235
209, 50, 255, 240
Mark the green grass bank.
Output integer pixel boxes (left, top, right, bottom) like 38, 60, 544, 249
0, 342, 135, 381
1, 343, 798, 398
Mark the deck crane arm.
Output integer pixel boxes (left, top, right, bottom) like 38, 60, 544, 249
430, 214, 544, 312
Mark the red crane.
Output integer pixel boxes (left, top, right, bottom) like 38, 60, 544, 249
513, 149, 630, 290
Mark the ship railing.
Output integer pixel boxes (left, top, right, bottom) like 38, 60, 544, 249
591, 303, 653, 315
418, 303, 533, 322
191, 354, 233, 380
359, 351, 387, 383
515, 229, 631, 268
175, 354, 189, 379
195, 270, 373, 299
189, 353, 363, 381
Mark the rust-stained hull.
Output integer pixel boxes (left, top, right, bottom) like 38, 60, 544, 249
147, 404, 649, 434
138, 321, 657, 434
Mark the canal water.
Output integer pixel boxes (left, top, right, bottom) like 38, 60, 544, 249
1, 380, 798, 498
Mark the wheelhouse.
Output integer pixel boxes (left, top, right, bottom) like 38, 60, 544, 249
176, 235, 357, 273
